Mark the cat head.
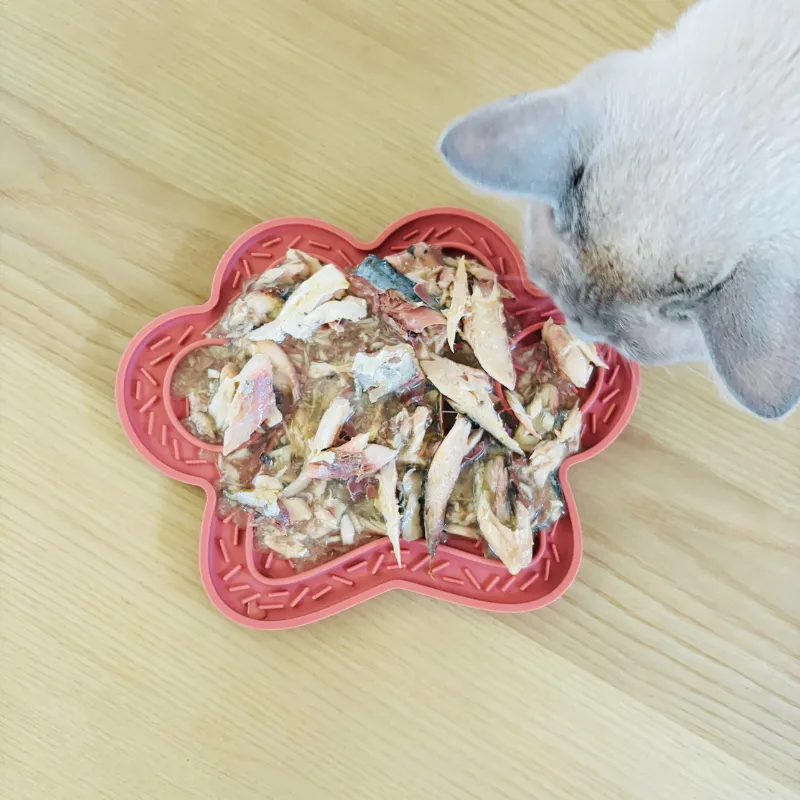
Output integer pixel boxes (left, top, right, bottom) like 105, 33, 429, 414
438, 54, 800, 419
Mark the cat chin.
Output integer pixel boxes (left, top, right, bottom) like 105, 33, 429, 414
615, 343, 702, 367
601, 326, 708, 367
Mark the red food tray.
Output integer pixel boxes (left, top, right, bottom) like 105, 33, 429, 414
116, 208, 639, 629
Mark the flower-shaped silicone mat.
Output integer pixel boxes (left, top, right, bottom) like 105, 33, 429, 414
116, 208, 640, 629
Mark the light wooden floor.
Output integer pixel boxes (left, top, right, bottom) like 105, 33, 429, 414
3, 1, 798, 798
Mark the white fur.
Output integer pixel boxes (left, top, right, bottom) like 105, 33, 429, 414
439, 0, 800, 418
576, 0, 799, 285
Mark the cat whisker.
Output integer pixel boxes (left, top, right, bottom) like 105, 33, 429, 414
685, 365, 715, 385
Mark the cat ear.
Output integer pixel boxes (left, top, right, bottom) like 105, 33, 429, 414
438, 89, 583, 205
694, 254, 800, 419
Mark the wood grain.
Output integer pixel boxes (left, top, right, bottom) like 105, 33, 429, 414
2, 1, 798, 798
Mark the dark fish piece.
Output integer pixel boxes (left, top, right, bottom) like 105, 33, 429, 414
355, 255, 420, 302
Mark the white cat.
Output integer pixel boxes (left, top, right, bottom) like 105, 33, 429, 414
438, 0, 799, 418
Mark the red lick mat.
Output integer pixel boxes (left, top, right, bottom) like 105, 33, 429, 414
116, 208, 640, 629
